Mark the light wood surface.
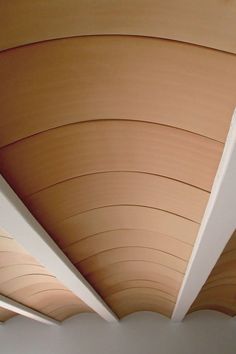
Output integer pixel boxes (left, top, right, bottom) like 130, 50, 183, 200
190, 230, 236, 316
0, 121, 222, 195
0, 233, 91, 322
50, 205, 198, 247
105, 288, 175, 318
26, 172, 208, 224
0, 37, 235, 145
0, 5, 234, 319
1, 0, 236, 53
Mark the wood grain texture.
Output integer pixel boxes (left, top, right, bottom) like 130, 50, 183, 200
1, 0, 236, 53
190, 230, 236, 316
78, 247, 187, 275
105, 288, 175, 318
0, 27, 232, 318
0, 36, 235, 145
0, 233, 91, 322
0, 121, 223, 195
63, 228, 192, 264
48, 206, 199, 249
26, 172, 208, 223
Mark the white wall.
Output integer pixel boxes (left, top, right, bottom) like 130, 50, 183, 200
0, 311, 236, 354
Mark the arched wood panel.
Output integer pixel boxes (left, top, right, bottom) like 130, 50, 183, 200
0, 23, 233, 319
105, 288, 175, 318
1, 0, 236, 53
0, 36, 235, 145
190, 230, 236, 316
50, 206, 198, 249
0, 233, 91, 322
63, 229, 192, 264
103, 280, 178, 299
26, 172, 208, 224
78, 247, 187, 275
0, 121, 222, 195
85, 261, 183, 304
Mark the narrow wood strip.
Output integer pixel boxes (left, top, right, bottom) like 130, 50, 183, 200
0, 121, 222, 196
1, 1, 236, 53
26, 171, 208, 224
105, 288, 175, 318
0, 36, 235, 145
63, 228, 193, 263
78, 247, 187, 275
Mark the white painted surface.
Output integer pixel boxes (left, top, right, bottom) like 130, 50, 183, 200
0, 294, 58, 326
0, 176, 118, 322
0, 311, 236, 354
172, 110, 236, 321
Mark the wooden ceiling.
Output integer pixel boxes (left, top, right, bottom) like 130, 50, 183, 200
0, 228, 91, 322
190, 230, 236, 316
0, 1, 236, 323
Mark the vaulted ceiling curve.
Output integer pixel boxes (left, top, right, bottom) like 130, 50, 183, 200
0, 1, 236, 323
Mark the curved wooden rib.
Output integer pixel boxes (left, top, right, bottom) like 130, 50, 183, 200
86, 261, 183, 297
105, 288, 175, 318
0, 37, 235, 145
0, 233, 91, 321
0, 121, 222, 196
9, 282, 69, 300
0, 264, 49, 284
64, 229, 192, 264
78, 247, 187, 275
52, 206, 198, 248
26, 172, 208, 224
25, 290, 87, 315
104, 280, 178, 299
190, 230, 236, 316
0, 275, 58, 295
1, 1, 236, 53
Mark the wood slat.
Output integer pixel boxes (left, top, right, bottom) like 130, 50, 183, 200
0, 36, 235, 145
1, 0, 236, 53
105, 288, 175, 318
0, 121, 222, 196
26, 172, 208, 224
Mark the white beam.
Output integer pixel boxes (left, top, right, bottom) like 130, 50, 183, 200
0, 177, 118, 322
0, 295, 59, 326
172, 109, 236, 321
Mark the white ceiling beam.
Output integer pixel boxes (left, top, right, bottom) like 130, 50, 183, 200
172, 109, 236, 321
0, 295, 59, 326
0, 176, 118, 323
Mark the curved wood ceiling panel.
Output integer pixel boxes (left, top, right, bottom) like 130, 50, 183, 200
86, 261, 183, 296
105, 288, 175, 318
0, 36, 235, 145
26, 172, 208, 223
1, 0, 236, 53
49, 206, 198, 248
78, 247, 187, 275
63, 229, 192, 264
102, 280, 178, 300
190, 230, 236, 316
0, 121, 222, 195
0, 8, 233, 320
0, 233, 91, 322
